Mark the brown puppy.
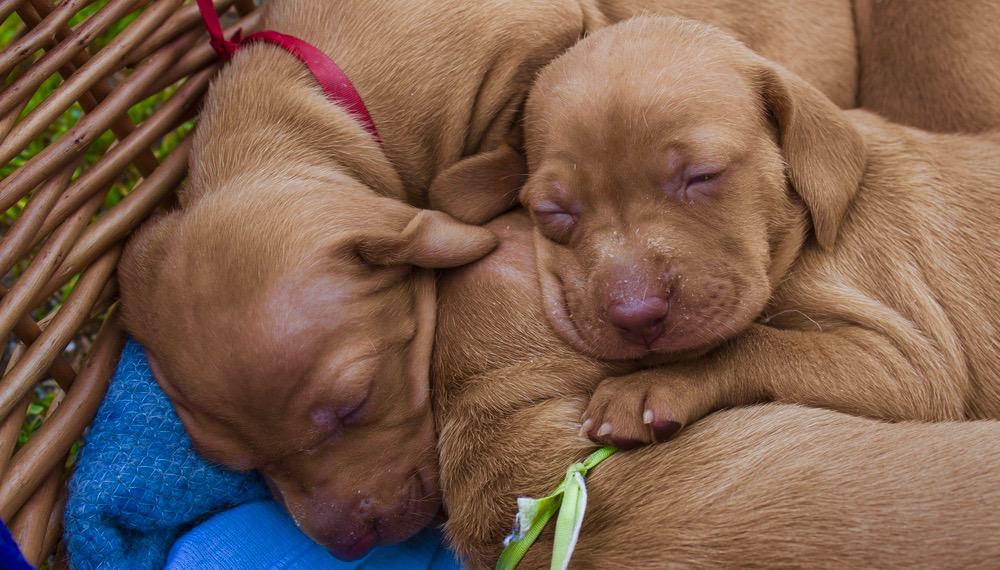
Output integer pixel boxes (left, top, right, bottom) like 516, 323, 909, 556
119, 1, 855, 557
120, 0, 569, 556
513, 16, 1000, 448
431, 0, 856, 223
856, 0, 1000, 133
434, 210, 1000, 569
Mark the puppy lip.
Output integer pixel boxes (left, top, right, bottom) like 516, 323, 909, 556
547, 269, 594, 352
328, 527, 379, 561
544, 267, 652, 361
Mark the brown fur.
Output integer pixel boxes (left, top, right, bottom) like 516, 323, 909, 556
430, 0, 857, 224
434, 210, 1000, 569
118, 1, 856, 556
856, 0, 1000, 133
505, 17, 1000, 449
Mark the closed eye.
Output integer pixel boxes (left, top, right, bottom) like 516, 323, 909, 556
687, 171, 721, 186
338, 388, 370, 425
532, 200, 579, 243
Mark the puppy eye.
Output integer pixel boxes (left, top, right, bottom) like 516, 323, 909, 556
338, 389, 370, 425
531, 200, 578, 243
687, 171, 721, 186
349, 246, 409, 279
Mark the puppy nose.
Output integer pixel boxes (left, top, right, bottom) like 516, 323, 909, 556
606, 296, 669, 346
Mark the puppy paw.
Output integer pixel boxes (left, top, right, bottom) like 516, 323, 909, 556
581, 369, 711, 449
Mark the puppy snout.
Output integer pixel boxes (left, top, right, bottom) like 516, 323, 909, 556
606, 295, 669, 346
297, 497, 380, 560
325, 519, 378, 561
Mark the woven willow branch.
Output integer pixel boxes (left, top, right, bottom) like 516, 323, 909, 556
0, 0, 261, 562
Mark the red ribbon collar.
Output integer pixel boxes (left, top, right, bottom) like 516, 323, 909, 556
196, 0, 381, 145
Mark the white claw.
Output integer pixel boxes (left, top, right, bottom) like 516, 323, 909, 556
597, 422, 613, 437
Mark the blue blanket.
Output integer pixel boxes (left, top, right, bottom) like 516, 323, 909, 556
0, 518, 32, 570
64, 339, 461, 569
166, 500, 458, 569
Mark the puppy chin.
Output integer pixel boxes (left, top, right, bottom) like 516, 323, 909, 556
302, 484, 441, 561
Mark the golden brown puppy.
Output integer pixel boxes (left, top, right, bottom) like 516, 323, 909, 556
120, 0, 575, 556
511, 16, 1000, 448
434, 210, 1000, 569
119, 1, 855, 557
856, 0, 1000, 133
431, 0, 857, 223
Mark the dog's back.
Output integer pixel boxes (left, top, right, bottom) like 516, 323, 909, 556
856, 0, 1000, 132
771, 113, 1000, 420
434, 211, 1000, 569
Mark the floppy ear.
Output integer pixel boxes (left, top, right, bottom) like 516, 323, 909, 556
755, 57, 866, 250
356, 208, 498, 268
427, 143, 527, 225
118, 210, 182, 332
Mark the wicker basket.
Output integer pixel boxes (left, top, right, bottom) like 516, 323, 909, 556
0, 1, 261, 565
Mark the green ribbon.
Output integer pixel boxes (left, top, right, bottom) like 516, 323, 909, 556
496, 446, 617, 570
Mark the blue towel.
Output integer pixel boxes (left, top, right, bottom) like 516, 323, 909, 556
166, 500, 460, 570
64, 338, 463, 570
64, 339, 270, 570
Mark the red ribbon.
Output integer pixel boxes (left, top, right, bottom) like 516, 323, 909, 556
196, 0, 381, 145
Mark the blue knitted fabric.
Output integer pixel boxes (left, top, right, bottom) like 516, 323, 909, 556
64, 339, 269, 570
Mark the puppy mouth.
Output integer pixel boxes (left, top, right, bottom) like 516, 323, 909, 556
329, 527, 379, 561
374, 468, 441, 544
541, 267, 600, 355
586, 270, 757, 361
324, 469, 440, 560
540, 266, 657, 361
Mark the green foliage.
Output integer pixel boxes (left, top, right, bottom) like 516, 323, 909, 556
17, 382, 60, 446
0, 12, 21, 46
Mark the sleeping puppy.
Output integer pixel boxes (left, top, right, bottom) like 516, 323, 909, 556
434, 210, 1000, 569
431, 0, 857, 223
119, 1, 857, 558
119, 0, 559, 558
856, 0, 1000, 133
513, 16, 1000, 448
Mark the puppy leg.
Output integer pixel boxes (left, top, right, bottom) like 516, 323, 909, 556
583, 324, 969, 447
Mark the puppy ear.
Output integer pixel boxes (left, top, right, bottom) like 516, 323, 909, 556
119, 210, 182, 332
755, 58, 866, 250
427, 143, 526, 225
356, 208, 498, 268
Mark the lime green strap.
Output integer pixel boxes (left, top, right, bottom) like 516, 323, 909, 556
496, 446, 617, 570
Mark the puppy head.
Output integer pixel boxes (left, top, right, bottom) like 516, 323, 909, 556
119, 178, 496, 559
520, 16, 864, 361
